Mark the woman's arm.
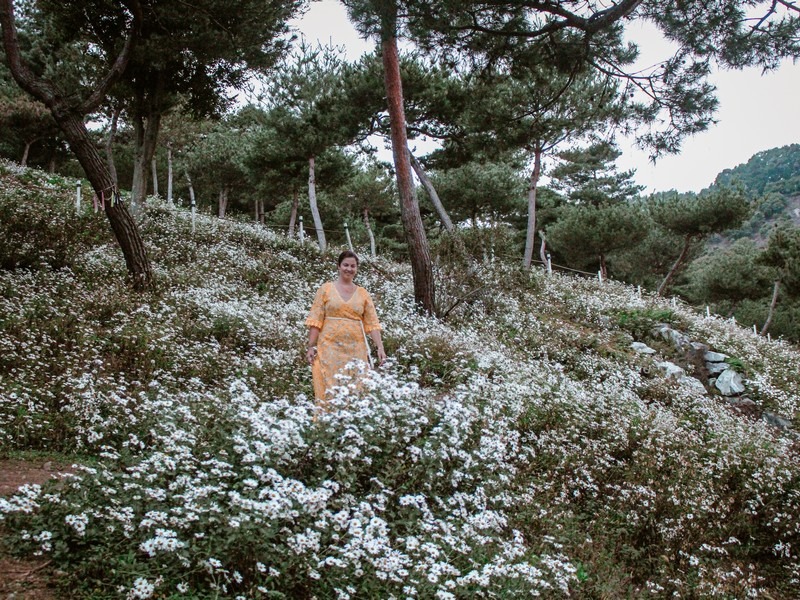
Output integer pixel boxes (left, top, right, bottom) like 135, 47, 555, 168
369, 329, 387, 366
306, 326, 320, 365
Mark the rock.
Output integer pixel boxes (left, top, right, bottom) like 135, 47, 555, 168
715, 369, 745, 396
691, 342, 709, 353
763, 412, 793, 430
654, 325, 691, 350
631, 342, 656, 354
657, 361, 685, 380
704, 351, 727, 362
681, 376, 709, 396
726, 397, 759, 418
706, 361, 729, 375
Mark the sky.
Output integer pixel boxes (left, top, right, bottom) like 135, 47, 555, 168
292, 0, 800, 195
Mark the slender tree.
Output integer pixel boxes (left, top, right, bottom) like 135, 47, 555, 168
650, 187, 751, 296
342, 0, 436, 312
757, 224, 800, 334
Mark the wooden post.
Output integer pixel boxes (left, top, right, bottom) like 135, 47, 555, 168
546, 253, 552, 275
299, 216, 305, 244
598, 270, 603, 283
76, 180, 82, 214
166, 144, 173, 205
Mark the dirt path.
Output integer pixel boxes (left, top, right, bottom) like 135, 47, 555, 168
0, 459, 70, 599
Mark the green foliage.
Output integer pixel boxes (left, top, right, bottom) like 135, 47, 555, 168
550, 142, 644, 207
0, 164, 110, 270
683, 239, 773, 305
649, 186, 751, 239
546, 202, 649, 272
616, 308, 678, 339
429, 158, 526, 224
714, 144, 800, 198
759, 223, 800, 295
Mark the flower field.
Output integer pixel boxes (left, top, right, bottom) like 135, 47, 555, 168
1, 162, 799, 598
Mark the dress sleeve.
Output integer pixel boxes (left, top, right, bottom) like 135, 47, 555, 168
361, 288, 382, 334
305, 283, 327, 329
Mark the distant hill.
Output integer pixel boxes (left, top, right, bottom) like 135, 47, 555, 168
708, 144, 800, 243
714, 143, 800, 198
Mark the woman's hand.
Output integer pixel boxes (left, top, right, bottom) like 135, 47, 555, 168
306, 346, 317, 365
376, 347, 387, 367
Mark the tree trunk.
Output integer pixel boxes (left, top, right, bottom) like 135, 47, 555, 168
657, 234, 693, 296
21, 139, 33, 166
105, 107, 120, 186
599, 253, 608, 280
523, 147, 543, 268
760, 280, 781, 335
131, 110, 162, 206
539, 231, 548, 266
308, 155, 326, 252
166, 144, 173, 205
364, 206, 377, 258
151, 157, 158, 197
288, 188, 298, 238
382, 33, 435, 313
185, 171, 196, 207
218, 186, 228, 218
409, 148, 454, 232
60, 111, 152, 289
254, 199, 265, 224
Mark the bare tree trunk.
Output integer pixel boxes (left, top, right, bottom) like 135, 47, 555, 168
382, 32, 434, 313
409, 148, 454, 232
364, 206, 377, 258
599, 254, 608, 280
218, 186, 228, 218
308, 155, 326, 252
523, 147, 543, 268
131, 110, 162, 206
760, 280, 781, 335
539, 232, 548, 266
105, 107, 120, 186
151, 157, 158, 197
657, 234, 693, 296
166, 144, 174, 205
288, 188, 298, 238
20, 139, 34, 166
185, 171, 196, 206
254, 199, 265, 224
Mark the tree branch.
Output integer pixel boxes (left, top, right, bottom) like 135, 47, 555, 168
80, 0, 143, 114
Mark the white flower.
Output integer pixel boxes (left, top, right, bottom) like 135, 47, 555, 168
127, 577, 155, 599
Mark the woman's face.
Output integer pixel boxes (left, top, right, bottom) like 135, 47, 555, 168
338, 257, 358, 280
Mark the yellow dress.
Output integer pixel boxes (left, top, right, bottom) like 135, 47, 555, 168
305, 282, 382, 406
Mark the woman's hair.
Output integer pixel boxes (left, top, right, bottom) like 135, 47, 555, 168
337, 250, 359, 266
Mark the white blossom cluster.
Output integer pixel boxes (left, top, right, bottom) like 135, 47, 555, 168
1, 164, 799, 597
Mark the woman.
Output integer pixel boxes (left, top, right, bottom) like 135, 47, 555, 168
305, 250, 387, 407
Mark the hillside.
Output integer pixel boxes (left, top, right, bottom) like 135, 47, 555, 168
711, 144, 800, 243
1, 161, 799, 599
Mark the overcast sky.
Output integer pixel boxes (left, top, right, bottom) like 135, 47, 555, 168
292, 0, 800, 195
